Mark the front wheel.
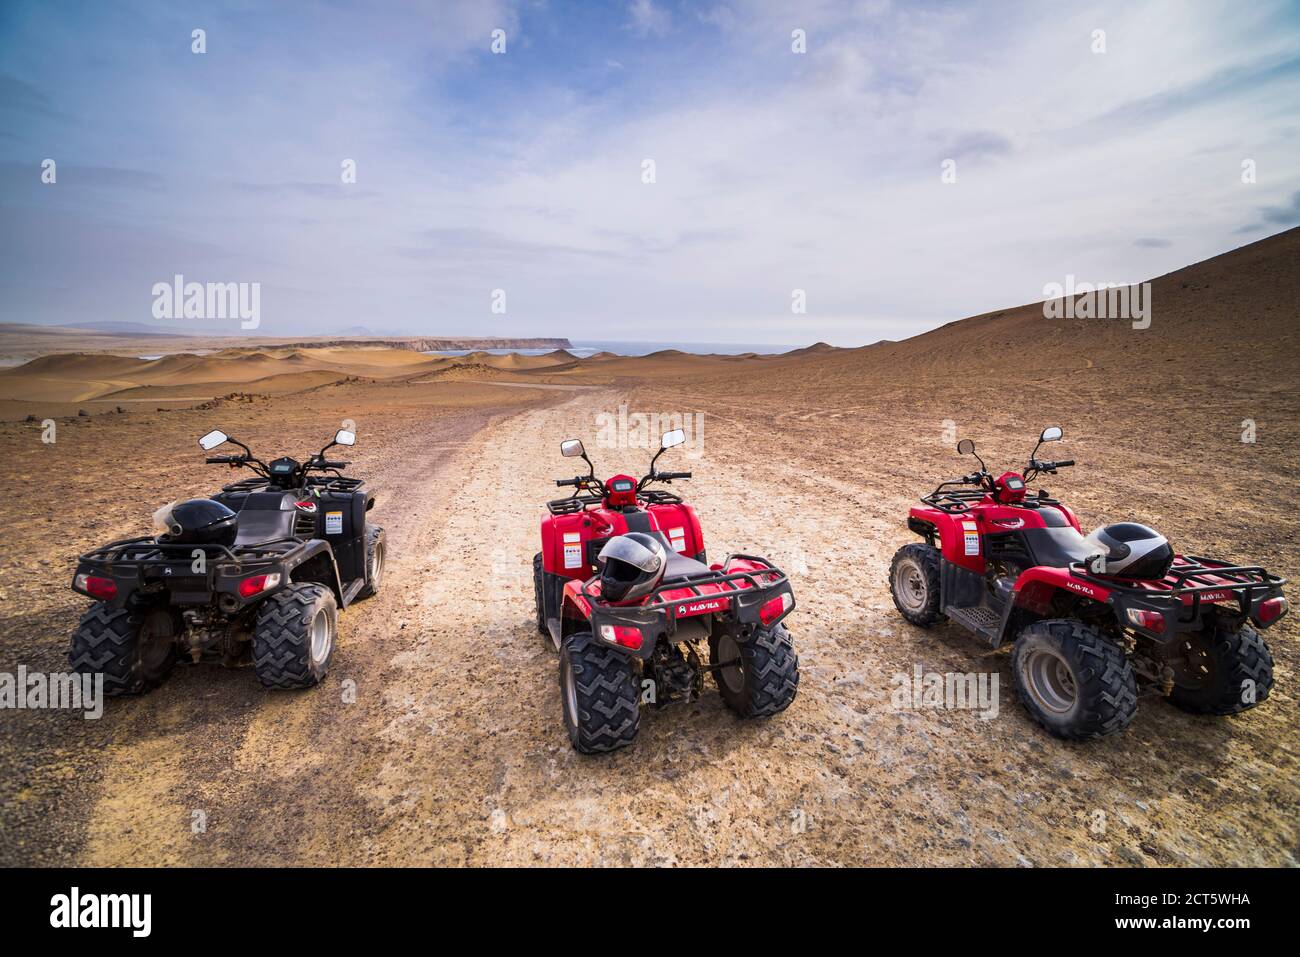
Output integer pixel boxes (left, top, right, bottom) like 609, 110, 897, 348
252, 583, 338, 689
1011, 619, 1137, 739
890, 543, 942, 627
710, 624, 799, 717
559, 632, 640, 753
1168, 620, 1273, 715
69, 604, 177, 696
533, 552, 548, 639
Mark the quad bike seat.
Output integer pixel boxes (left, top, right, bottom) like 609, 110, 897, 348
662, 549, 711, 582
233, 492, 299, 546
643, 531, 710, 582
1023, 526, 1100, 569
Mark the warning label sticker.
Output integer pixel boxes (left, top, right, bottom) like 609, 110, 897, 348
962, 520, 979, 556
564, 544, 583, 569
325, 511, 343, 535
668, 526, 686, 553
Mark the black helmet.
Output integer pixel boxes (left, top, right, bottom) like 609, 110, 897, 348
1084, 522, 1173, 579
155, 498, 238, 547
598, 532, 667, 603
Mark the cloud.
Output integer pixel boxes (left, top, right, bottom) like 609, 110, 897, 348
628, 0, 671, 38
1260, 190, 1300, 226
1, 0, 1299, 344
937, 131, 1013, 164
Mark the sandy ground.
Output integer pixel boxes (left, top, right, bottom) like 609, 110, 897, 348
1, 230, 1296, 866
0, 376, 1294, 866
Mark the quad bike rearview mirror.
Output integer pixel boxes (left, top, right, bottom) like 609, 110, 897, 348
334, 429, 356, 447
956, 438, 975, 455
560, 439, 585, 458
661, 429, 687, 449
198, 429, 229, 451
1029, 425, 1064, 464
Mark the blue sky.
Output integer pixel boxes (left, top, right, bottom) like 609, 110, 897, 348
2, 0, 1298, 345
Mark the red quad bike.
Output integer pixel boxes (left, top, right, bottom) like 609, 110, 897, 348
533, 429, 799, 754
890, 426, 1287, 739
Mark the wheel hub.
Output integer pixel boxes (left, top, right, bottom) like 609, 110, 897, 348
1022, 647, 1078, 714
309, 610, 332, 664
894, 560, 928, 612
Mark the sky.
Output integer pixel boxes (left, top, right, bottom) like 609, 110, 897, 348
1, 0, 1298, 346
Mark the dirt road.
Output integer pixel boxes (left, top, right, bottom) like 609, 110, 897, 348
3, 384, 1292, 867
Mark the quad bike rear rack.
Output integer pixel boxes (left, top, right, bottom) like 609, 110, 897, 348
580, 554, 790, 617
572, 554, 793, 660
78, 536, 302, 574
1067, 555, 1286, 623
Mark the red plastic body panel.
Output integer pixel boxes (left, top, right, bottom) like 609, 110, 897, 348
1011, 565, 1111, 612
909, 497, 1080, 574
993, 471, 1027, 504
541, 500, 705, 582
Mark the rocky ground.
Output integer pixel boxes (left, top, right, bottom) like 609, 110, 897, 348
0, 368, 1294, 866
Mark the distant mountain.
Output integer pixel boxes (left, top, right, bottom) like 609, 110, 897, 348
57, 321, 191, 336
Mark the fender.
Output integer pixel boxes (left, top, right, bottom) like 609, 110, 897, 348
1012, 565, 1113, 611
275, 539, 347, 606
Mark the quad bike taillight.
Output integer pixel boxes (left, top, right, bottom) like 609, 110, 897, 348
599, 624, 643, 650
760, 591, 793, 625
74, 574, 117, 600
1124, 608, 1166, 633
238, 572, 282, 599
1257, 596, 1287, 625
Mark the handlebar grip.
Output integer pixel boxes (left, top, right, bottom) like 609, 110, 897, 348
556, 478, 579, 488
1056, 459, 1075, 467
659, 471, 692, 480
321, 460, 349, 468
206, 456, 238, 464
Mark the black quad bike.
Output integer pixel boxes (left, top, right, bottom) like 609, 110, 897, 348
890, 426, 1286, 739
69, 427, 384, 694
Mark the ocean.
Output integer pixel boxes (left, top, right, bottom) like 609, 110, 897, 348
428, 339, 799, 358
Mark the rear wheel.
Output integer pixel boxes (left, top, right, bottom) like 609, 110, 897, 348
710, 624, 799, 717
357, 525, 385, 598
252, 583, 337, 689
559, 631, 640, 753
1011, 619, 1137, 739
69, 604, 177, 696
890, 543, 942, 626
1168, 619, 1273, 715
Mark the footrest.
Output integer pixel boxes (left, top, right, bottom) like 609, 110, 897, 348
944, 604, 1004, 643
